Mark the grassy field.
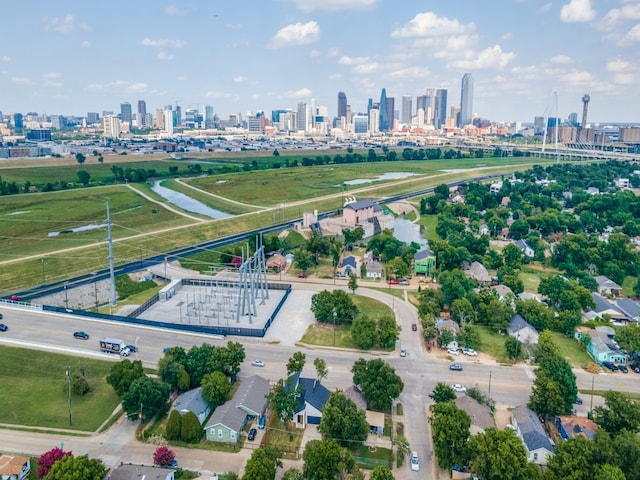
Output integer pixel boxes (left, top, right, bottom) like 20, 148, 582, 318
263, 418, 304, 457
354, 444, 393, 470
476, 326, 511, 364
550, 332, 592, 366
417, 214, 440, 243
0, 346, 120, 431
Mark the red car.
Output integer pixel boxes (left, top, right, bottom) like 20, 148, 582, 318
297, 273, 307, 279
388, 279, 399, 285
10, 295, 20, 301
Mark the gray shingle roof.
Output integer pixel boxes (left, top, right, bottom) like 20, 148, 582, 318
344, 199, 376, 211
174, 387, 209, 418
287, 373, 331, 413
203, 375, 269, 431
414, 249, 435, 260
509, 314, 536, 334
615, 298, 640, 319
513, 405, 554, 453
592, 293, 624, 315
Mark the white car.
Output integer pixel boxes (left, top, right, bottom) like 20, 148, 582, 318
447, 348, 460, 356
463, 348, 478, 356
410, 451, 420, 471
451, 384, 467, 393
251, 359, 265, 367
400, 347, 407, 357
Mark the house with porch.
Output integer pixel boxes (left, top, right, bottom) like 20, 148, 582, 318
595, 276, 622, 297
288, 372, 331, 428
0, 455, 30, 480
514, 239, 535, 258
508, 314, 539, 346
576, 328, 627, 364
365, 260, 383, 279
413, 249, 436, 277
204, 375, 269, 442
338, 256, 358, 277
436, 318, 460, 349
512, 406, 554, 467
174, 386, 211, 424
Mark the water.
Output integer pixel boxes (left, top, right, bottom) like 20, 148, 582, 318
151, 181, 232, 219
48, 223, 106, 237
393, 218, 428, 248
343, 172, 418, 186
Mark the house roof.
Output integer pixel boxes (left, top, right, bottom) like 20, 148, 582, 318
556, 415, 598, 441
343, 386, 367, 410
367, 260, 383, 273
513, 406, 554, 453
344, 199, 376, 211
366, 410, 385, 428
595, 275, 622, 290
436, 318, 460, 332
204, 375, 269, 431
0, 454, 29, 476
589, 330, 622, 355
204, 396, 249, 432
455, 396, 495, 430
464, 261, 492, 283
414, 249, 435, 260
492, 284, 513, 298
297, 377, 331, 412
342, 256, 357, 268
109, 464, 174, 480
591, 293, 625, 318
514, 239, 531, 251
509, 314, 537, 335
175, 386, 209, 418
615, 298, 640, 319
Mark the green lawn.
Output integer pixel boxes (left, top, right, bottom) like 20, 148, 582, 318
549, 332, 592, 367
263, 418, 304, 457
476, 326, 511, 364
354, 444, 393, 470
0, 346, 121, 431
417, 214, 440, 243
622, 276, 637, 297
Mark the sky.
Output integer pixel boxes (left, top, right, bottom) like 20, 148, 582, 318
2, 0, 640, 124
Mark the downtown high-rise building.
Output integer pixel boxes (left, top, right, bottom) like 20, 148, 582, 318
137, 100, 147, 116
425, 89, 436, 125
120, 102, 132, 126
401, 95, 412, 125
434, 89, 447, 129
337, 91, 347, 119
379, 88, 390, 131
296, 102, 308, 132
459, 73, 474, 127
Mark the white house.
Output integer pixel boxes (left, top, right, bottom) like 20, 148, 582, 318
514, 239, 534, 258
0, 455, 31, 480
512, 406, 554, 466
508, 314, 539, 346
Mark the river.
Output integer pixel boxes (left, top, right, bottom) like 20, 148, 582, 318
151, 181, 232, 219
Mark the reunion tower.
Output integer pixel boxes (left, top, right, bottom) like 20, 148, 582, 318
581, 93, 590, 128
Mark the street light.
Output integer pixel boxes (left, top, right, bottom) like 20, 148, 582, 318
41, 257, 46, 283
66, 366, 72, 426
64, 282, 69, 309
333, 307, 337, 346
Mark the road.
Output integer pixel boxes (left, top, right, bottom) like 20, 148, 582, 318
0, 289, 638, 478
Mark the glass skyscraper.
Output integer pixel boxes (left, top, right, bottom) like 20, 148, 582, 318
379, 88, 390, 131
459, 73, 474, 127
337, 91, 347, 119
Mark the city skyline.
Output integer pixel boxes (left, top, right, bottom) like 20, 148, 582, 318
2, 1, 640, 123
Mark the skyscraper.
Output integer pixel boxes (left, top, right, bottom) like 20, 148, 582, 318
434, 89, 447, 129
459, 73, 474, 127
296, 102, 307, 132
137, 100, 147, 116
120, 102, 132, 126
401, 95, 412, 125
337, 92, 347, 119
379, 88, 390, 131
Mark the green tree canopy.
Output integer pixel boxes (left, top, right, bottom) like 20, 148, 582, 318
431, 382, 456, 403
593, 391, 640, 435
310, 290, 359, 325
528, 369, 565, 417
429, 401, 470, 470
318, 391, 369, 448
616, 323, 640, 354
180, 411, 202, 442
165, 410, 182, 440
286, 351, 306, 376
106, 359, 145, 397
351, 316, 377, 350
201, 371, 231, 408
241, 448, 277, 480
377, 314, 400, 349
47, 454, 107, 480
122, 376, 170, 421
268, 378, 302, 428
545, 436, 594, 480
369, 465, 395, 480
313, 357, 328, 384
302, 439, 356, 480
351, 358, 404, 411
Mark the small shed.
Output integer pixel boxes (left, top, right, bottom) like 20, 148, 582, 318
366, 410, 385, 436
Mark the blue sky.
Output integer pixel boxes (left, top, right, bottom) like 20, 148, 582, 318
2, 0, 640, 124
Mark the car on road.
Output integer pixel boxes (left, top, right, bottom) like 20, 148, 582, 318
399, 280, 409, 285
297, 273, 307, 278
120, 347, 131, 357
125, 344, 138, 353
619, 364, 629, 373
10, 295, 20, 301
451, 384, 467, 393
388, 279, 399, 285
251, 359, 265, 367
400, 347, 407, 357
412, 323, 417, 331
0, 323, 8, 332
73, 331, 89, 340
258, 415, 266, 430
575, 397, 583, 405
447, 348, 460, 356
462, 348, 478, 356
410, 451, 420, 471
602, 361, 618, 372
450, 363, 463, 371
248, 428, 257, 441
631, 362, 640, 373
169, 459, 178, 468
0, 313, 3, 319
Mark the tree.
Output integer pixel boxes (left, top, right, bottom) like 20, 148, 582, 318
313, 357, 328, 384
468, 427, 541, 480
593, 391, 640, 435
538, 354, 578, 414
282, 469, 304, 480
439, 327, 455, 349
201, 371, 231, 407
122, 376, 170, 421
184, 343, 216, 388
616, 323, 640, 354
37, 447, 72, 479
352, 358, 404, 411
378, 314, 400, 349
451, 298, 475, 325
505, 335, 523, 361
76, 170, 91, 187
351, 315, 377, 349
348, 274, 359, 293
431, 382, 456, 403
180, 411, 202, 442
165, 409, 182, 440
242, 448, 280, 480
370, 465, 395, 480
287, 351, 306, 376
310, 290, 359, 325
106, 359, 145, 397
302, 439, 356, 480
75, 153, 86, 165
528, 369, 565, 417
153, 446, 176, 467
273, 149, 280, 157
545, 436, 594, 480
71, 370, 91, 395
430, 401, 470, 470
295, 249, 315, 272
47, 455, 107, 480
595, 464, 626, 480
318, 391, 369, 447
268, 378, 301, 428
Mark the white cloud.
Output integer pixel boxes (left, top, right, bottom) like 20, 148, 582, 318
338, 55, 370, 65
449, 45, 516, 70
157, 51, 174, 61
620, 24, 640, 44
391, 12, 474, 38
81, 40, 91, 48
289, 0, 378, 12
12, 77, 34, 85
327, 47, 340, 57
269, 21, 320, 48
560, 0, 596, 23
280, 88, 313, 99
43, 72, 61, 79
560, 70, 594, 85
205, 91, 233, 98
607, 59, 632, 72
386, 66, 430, 79
1, 55, 10, 63
44, 81, 63, 88
328, 73, 342, 80
550, 55, 573, 64
176, 75, 188, 81
539, 3, 553, 14
597, 2, 640, 32
43, 14, 91, 33
140, 38, 186, 48
234, 76, 248, 83
309, 49, 322, 58
613, 73, 634, 84
164, 5, 189, 16
87, 80, 148, 93
352, 63, 381, 74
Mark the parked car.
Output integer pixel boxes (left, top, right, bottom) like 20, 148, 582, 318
251, 359, 265, 367
297, 273, 307, 278
619, 364, 629, 373
602, 361, 618, 372
447, 348, 460, 356
388, 279, 399, 285
258, 415, 266, 430
120, 347, 131, 357
73, 331, 89, 340
248, 428, 257, 441
0, 323, 8, 332
451, 384, 467, 393
631, 362, 640, 373
400, 347, 407, 357
410, 451, 420, 471
399, 280, 409, 285
462, 348, 478, 356
450, 363, 463, 371
169, 459, 178, 468
575, 397, 583, 405
10, 295, 20, 301
412, 323, 417, 331
0, 313, 3, 319
125, 344, 138, 353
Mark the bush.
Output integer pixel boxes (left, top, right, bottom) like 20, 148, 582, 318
71, 373, 91, 395
165, 410, 182, 441
396, 403, 404, 416
180, 411, 202, 443
115, 275, 157, 300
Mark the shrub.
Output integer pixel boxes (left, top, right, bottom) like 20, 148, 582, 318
180, 412, 202, 443
165, 410, 182, 441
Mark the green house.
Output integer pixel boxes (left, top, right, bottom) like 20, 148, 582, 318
414, 249, 436, 276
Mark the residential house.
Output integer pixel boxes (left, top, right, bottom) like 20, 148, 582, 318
288, 372, 331, 428
492, 284, 514, 302
588, 293, 627, 323
614, 298, 640, 322
587, 187, 600, 195
266, 253, 287, 272
436, 319, 460, 349
489, 181, 503, 194
413, 249, 436, 277
517, 292, 543, 302
501, 196, 511, 207
455, 396, 495, 435
478, 223, 490, 236
576, 328, 627, 364
464, 261, 492, 286
109, 464, 175, 480
204, 375, 270, 442
594, 276, 622, 297
174, 387, 211, 424
615, 178, 630, 189
0, 455, 30, 480
555, 415, 598, 441
365, 260, 383, 279
339, 256, 358, 277
366, 410, 385, 436
512, 406, 554, 466
514, 239, 535, 258
343, 385, 367, 410
508, 314, 539, 346
500, 227, 510, 240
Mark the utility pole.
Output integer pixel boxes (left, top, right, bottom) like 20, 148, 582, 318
488, 370, 492, 397
41, 257, 46, 283
106, 202, 117, 306
66, 366, 72, 426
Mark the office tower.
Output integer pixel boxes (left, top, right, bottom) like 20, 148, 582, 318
175, 105, 182, 126
120, 102, 132, 125
296, 102, 307, 132
386, 97, 395, 130
12, 113, 23, 128
103, 115, 121, 139
353, 115, 368, 134
459, 73, 474, 127
155, 109, 164, 129
50, 115, 66, 130
204, 105, 215, 129
337, 92, 347, 119
425, 89, 436, 125
164, 108, 174, 134
534, 116, 545, 135
401, 96, 412, 125
137, 100, 147, 117
369, 108, 380, 134
379, 89, 390, 131
416, 95, 427, 123
434, 89, 447, 129
87, 112, 99, 124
